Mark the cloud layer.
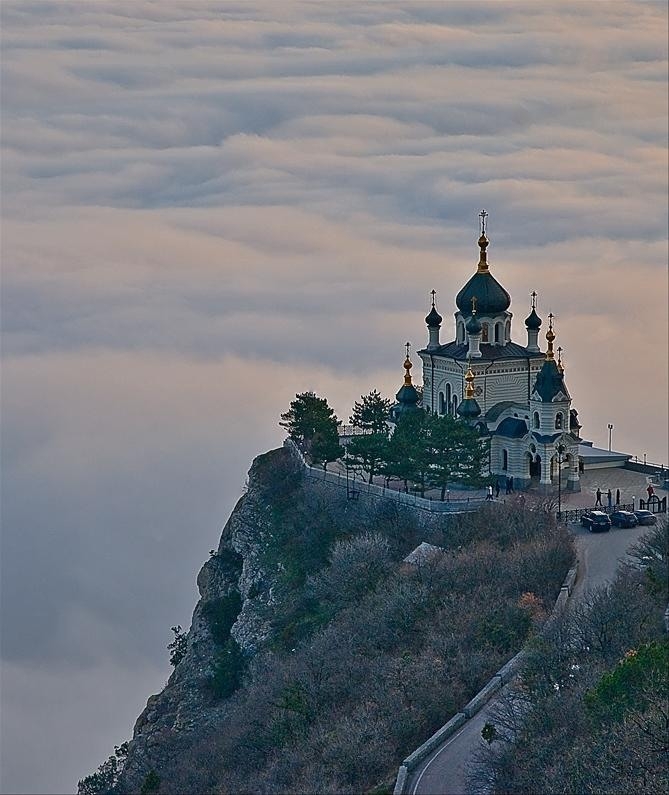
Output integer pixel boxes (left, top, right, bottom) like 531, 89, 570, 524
1, 2, 667, 792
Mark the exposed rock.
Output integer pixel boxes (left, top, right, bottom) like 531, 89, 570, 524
112, 448, 301, 793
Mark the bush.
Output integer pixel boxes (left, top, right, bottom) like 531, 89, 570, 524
202, 592, 242, 646
209, 638, 247, 699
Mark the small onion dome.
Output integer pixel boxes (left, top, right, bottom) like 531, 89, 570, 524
425, 305, 443, 327
466, 313, 482, 335
525, 308, 542, 330
457, 396, 481, 420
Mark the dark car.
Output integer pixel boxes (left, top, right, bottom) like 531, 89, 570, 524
580, 510, 611, 532
610, 510, 638, 528
633, 509, 658, 526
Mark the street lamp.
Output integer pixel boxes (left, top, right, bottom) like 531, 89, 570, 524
557, 444, 565, 520
607, 423, 614, 452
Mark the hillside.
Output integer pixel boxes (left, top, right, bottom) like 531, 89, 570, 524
80, 446, 574, 795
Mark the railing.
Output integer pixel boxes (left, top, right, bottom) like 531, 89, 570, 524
284, 438, 487, 514
558, 497, 667, 523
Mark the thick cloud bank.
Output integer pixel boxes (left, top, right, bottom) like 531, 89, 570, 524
1, 2, 667, 792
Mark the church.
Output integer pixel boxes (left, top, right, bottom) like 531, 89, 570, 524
404, 212, 583, 493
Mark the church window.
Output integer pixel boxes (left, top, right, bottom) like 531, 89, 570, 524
452, 395, 458, 416
555, 412, 563, 430
457, 321, 465, 344
502, 449, 508, 470
533, 411, 540, 429
481, 324, 489, 343
505, 320, 511, 341
495, 322, 503, 343
438, 391, 446, 415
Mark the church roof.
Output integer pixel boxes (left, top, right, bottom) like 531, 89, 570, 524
495, 417, 528, 438
419, 341, 535, 361
485, 402, 528, 422
532, 358, 570, 402
456, 271, 511, 315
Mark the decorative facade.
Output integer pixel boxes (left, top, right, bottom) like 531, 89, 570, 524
416, 216, 581, 492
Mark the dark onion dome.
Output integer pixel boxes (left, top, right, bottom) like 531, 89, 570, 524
455, 235, 511, 315
394, 382, 420, 413
525, 308, 542, 330
425, 305, 443, 327
456, 271, 511, 314
532, 359, 570, 402
457, 396, 481, 420
465, 313, 482, 335
495, 417, 528, 438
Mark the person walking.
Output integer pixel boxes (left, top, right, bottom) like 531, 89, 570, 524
616, 488, 621, 506
486, 484, 493, 501
494, 481, 500, 499
607, 488, 612, 509
595, 488, 603, 507
505, 476, 511, 495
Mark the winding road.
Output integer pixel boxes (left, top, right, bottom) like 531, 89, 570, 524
406, 520, 651, 795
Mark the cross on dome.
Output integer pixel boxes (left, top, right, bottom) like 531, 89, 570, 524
479, 209, 488, 236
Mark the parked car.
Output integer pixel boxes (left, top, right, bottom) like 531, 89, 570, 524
610, 510, 638, 528
633, 509, 658, 526
580, 510, 611, 532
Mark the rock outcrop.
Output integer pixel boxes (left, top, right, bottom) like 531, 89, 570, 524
115, 448, 300, 792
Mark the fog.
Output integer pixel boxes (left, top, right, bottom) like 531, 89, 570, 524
1, 2, 667, 792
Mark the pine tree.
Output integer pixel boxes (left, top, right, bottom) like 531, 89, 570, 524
383, 410, 430, 494
280, 392, 339, 448
427, 413, 488, 499
349, 390, 392, 432
346, 430, 390, 483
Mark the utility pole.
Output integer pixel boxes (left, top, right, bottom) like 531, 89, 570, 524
607, 423, 614, 452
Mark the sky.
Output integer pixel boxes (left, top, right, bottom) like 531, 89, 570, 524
1, 2, 667, 792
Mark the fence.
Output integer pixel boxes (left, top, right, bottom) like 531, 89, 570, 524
284, 438, 488, 514
558, 496, 666, 524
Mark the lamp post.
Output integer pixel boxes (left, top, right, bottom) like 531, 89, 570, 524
607, 423, 614, 452
557, 444, 565, 521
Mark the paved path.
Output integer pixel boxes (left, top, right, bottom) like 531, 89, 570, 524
406, 506, 653, 795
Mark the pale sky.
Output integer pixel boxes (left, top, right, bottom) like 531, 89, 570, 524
1, 2, 667, 793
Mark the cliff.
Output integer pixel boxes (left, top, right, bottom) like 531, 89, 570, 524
84, 445, 575, 795
115, 447, 302, 792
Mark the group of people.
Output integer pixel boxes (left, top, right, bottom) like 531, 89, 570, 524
594, 482, 655, 508
486, 476, 515, 500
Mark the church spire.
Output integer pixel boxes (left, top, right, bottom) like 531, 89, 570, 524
457, 358, 482, 421
545, 313, 556, 360
477, 209, 490, 273
403, 341, 413, 385
525, 290, 542, 352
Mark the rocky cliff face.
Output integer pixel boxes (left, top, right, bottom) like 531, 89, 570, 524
116, 447, 299, 792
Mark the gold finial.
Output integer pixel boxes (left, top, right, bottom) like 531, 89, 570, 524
546, 312, 555, 360
404, 341, 413, 385
477, 210, 489, 273
464, 359, 476, 399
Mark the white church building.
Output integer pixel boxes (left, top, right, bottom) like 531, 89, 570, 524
416, 217, 583, 492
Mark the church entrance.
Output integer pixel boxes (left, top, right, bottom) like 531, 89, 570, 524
529, 456, 541, 479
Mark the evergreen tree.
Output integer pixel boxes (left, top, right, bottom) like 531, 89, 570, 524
280, 392, 340, 449
427, 413, 488, 498
346, 430, 390, 484
383, 410, 430, 494
311, 424, 343, 470
349, 390, 392, 432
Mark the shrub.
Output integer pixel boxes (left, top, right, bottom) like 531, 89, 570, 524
209, 638, 247, 699
202, 593, 242, 646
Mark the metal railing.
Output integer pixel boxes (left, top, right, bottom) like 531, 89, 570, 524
558, 497, 667, 523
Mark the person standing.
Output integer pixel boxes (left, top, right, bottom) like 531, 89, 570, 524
607, 488, 612, 509
595, 488, 603, 507
486, 484, 493, 501
616, 488, 621, 506
509, 476, 514, 493
494, 481, 500, 499
647, 483, 655, 500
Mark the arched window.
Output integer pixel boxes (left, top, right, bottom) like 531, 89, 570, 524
494, 323, 501, 343
438, 392, 446, 415
533, 411, 540, 429
502, 449, 508, 471
555, 412, 563, 430
481, 324, 489, 343
446, 383, 452, 408
457, 321, 465, 344
452, 395, 458, 416
505, 320, 511, 341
